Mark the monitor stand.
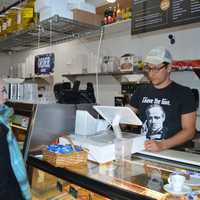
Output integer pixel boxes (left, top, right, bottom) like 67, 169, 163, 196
112, 114, 122, 138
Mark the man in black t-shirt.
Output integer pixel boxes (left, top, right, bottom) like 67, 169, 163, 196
130, 47, 196, 152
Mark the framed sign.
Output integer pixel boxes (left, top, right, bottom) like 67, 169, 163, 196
132, 0, 200, 35
35, 53, 55, 75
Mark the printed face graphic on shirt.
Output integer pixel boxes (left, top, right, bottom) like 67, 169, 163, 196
142, 104, 167, 139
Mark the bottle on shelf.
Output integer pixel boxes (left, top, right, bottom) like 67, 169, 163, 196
126, 7, 132, 19
0, 15, 8, 38
0, 17, 3, 38
121, 8, 126, 20
107, 7, 114, 24
104, 7, 109, 25
116, 3, 122, 21
113, 6, 117, 22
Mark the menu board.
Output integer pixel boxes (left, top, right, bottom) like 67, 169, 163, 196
132, 0, 200, 34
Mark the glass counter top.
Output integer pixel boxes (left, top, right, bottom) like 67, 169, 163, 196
28, 155, 200, 200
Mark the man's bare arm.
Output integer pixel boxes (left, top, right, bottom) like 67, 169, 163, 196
161, 111, 196, 150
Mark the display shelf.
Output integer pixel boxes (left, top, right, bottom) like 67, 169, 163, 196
62, 71, 144, 81
6, 101, 37, 158
84, 19, 132, 41
10, 123, 27, 131
27, 156, 155, 200
0, 15, 100, 53
103, 19, 131, 35
24, 75, 54, 85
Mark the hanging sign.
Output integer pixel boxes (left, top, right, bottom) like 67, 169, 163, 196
35, 53, 55, 75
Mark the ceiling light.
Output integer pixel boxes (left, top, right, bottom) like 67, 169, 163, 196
106, 0, 116, 3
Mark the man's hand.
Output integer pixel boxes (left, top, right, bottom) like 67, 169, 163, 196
144, 140, 165, 152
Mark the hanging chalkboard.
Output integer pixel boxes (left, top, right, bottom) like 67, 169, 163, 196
132, 0, 200, 34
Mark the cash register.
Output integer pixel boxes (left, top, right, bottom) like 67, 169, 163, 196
60, 106, 145, 164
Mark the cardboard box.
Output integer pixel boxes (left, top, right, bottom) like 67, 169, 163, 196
120, 55, 139, 72
73, 9, 102, 26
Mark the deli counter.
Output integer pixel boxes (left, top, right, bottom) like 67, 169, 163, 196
10, 102, 200, 200
28, 153, 200, 200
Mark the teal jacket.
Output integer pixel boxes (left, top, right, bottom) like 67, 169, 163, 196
0, 105, 31, 200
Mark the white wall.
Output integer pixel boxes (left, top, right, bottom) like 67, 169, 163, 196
0, 23, 199, 129
0, 53, 11, 78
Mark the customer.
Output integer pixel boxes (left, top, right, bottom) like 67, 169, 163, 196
130, 47, 196, 152
0, 80, 31, 200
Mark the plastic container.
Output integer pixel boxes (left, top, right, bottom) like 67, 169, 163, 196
114, 138, 132, 161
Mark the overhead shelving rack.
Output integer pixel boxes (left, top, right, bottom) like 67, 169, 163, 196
0, 15, 101, 53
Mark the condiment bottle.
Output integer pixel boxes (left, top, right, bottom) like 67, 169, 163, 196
116, 3, 122, 21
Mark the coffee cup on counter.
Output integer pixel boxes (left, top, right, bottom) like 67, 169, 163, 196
168, 173, 186, 192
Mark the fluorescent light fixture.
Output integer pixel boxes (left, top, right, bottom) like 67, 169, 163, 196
106, 0, 116, 3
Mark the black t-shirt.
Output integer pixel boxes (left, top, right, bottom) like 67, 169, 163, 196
130, 82, 196, 140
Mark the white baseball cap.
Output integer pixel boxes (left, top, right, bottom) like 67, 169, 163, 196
144, 47, 173, 65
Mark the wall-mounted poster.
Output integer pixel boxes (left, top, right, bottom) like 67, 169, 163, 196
132, 0, 200, 34
35, 53, 55, 75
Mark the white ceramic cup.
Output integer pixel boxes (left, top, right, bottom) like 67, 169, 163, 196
168, 174, 186, 192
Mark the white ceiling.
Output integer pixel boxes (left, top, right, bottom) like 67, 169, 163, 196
0, 0, 107, 11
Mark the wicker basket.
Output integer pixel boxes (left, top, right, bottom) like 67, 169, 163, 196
43, 136, 88, 168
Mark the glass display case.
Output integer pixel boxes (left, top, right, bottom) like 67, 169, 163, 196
17, 102, 199, 200
6, 101, 37, 155
28, 155, 200, 200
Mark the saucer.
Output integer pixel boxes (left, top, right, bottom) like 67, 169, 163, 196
163, 184, 192, 196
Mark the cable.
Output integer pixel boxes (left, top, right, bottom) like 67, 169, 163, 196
95, 27, 105, 104
49, 18, 53, 49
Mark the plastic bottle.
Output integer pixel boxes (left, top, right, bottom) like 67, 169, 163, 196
107, 7, 114, 24
113, 6, 117, 22
104, 7, 109, 25
116, 3, 122, 21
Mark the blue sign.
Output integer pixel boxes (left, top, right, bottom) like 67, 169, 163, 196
35, 53, 55, 75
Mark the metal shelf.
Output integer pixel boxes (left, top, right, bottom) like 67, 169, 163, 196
0, 15, 100, 53
10, 123, 27, 131
62, 71, 145, 81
